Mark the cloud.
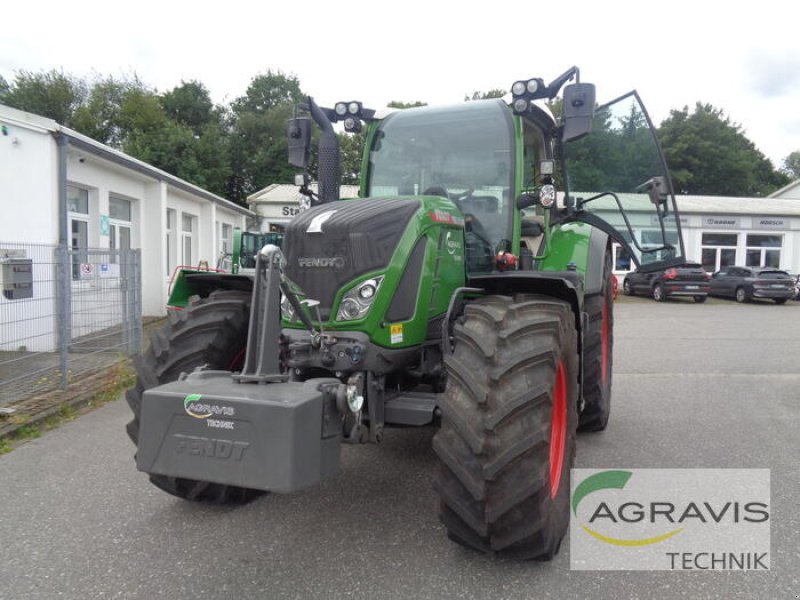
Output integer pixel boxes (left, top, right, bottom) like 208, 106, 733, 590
747, 51, 800, 98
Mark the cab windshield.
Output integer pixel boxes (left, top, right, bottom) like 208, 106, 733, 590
366, 101, 514, 259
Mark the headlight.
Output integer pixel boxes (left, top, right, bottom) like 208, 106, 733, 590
540, 184, 556, 208
358, 279, 377, 300
336, 277, 384, 321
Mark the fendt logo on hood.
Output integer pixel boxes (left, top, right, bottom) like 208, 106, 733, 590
298, 256, 346, 269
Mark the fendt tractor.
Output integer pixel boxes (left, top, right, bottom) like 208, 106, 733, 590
168, 228, 284, 302
127, 67, 687, 559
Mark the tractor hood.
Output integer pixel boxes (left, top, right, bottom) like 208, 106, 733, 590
282, 197, 421, 319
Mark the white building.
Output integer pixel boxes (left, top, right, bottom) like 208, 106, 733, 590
610, 194, 800, 277
248, 183, 360, 233
769, 179, 800, 201
0, 104, 255, 319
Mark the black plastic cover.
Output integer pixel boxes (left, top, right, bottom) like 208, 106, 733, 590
283, 198, 421, 319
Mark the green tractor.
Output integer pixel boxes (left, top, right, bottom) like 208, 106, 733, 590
167, 228, 283, 308
127, 67, 687, 559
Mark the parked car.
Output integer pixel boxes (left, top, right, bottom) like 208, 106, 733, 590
622, 263, 710, 302
709, 266, 795, 304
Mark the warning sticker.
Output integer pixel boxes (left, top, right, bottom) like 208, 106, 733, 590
390, 324, 404, 344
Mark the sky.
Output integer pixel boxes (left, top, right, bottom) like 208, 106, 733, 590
2, 0, 799, 167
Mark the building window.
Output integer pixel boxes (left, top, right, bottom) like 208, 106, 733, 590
220, 223, 232, 254
746, 234, 781, 268
109, 196, 132, 263
67, 185, 89, 214
166, 209, 176, 274
67, 185, 89, 279
109, 196, 132, 221
640, 230, 679, 265
701, 232, 737, 272
182, 214, 195, 266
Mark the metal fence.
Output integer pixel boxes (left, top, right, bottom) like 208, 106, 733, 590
0, 242, 141, 406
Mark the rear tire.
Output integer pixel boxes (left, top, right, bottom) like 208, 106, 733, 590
694, 295, 707, 303
579, 249, 613, 432
433, 295, 578, 560
126, 290, 264, 504
653, 284, 665, 302
775, 298, 788, 305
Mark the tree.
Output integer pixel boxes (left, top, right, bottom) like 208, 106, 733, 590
0, 75, 9, 98
465, 89, 506, 101
338, 132, 365, 186
781, 151, 800, 180
658, 103, 789, 196
387, 100, 427, 109
1, 69, 86, 126
227, 71, 305, 202
160, 80, 217, 135
70, 75, 157, 147
231, 70, 302, 115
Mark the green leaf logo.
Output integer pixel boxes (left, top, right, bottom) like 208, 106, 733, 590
572, 470, 684, 546
572, 470, 633, 515
183, 393, 211, 419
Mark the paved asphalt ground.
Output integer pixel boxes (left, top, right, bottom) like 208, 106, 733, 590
1, 299, 798, 599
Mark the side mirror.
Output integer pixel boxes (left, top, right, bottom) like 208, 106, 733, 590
562, 83, 596, 142
286, 117, 312, 169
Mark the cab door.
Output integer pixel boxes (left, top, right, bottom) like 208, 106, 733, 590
561, 91, 686, 272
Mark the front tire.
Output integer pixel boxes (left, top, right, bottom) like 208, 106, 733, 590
433, 295, 578, 560
735, 287, 748, 303
126, 290, 264, 504
694, 295, 707, 303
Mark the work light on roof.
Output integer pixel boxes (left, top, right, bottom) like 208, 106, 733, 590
510, 77, 547, 115
513, 98, 529, 114
334, 102, 348, 116
343, 117, 362, 134
348, 101, 361, 115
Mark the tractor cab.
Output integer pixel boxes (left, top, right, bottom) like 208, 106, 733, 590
288, 70, 684, 279
365, 100, 516, 273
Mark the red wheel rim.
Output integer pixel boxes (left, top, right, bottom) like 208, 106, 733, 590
601, 296, 609, 385
549, 360, 568, 498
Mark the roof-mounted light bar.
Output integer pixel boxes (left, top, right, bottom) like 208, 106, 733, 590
510, 66, 581, 115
